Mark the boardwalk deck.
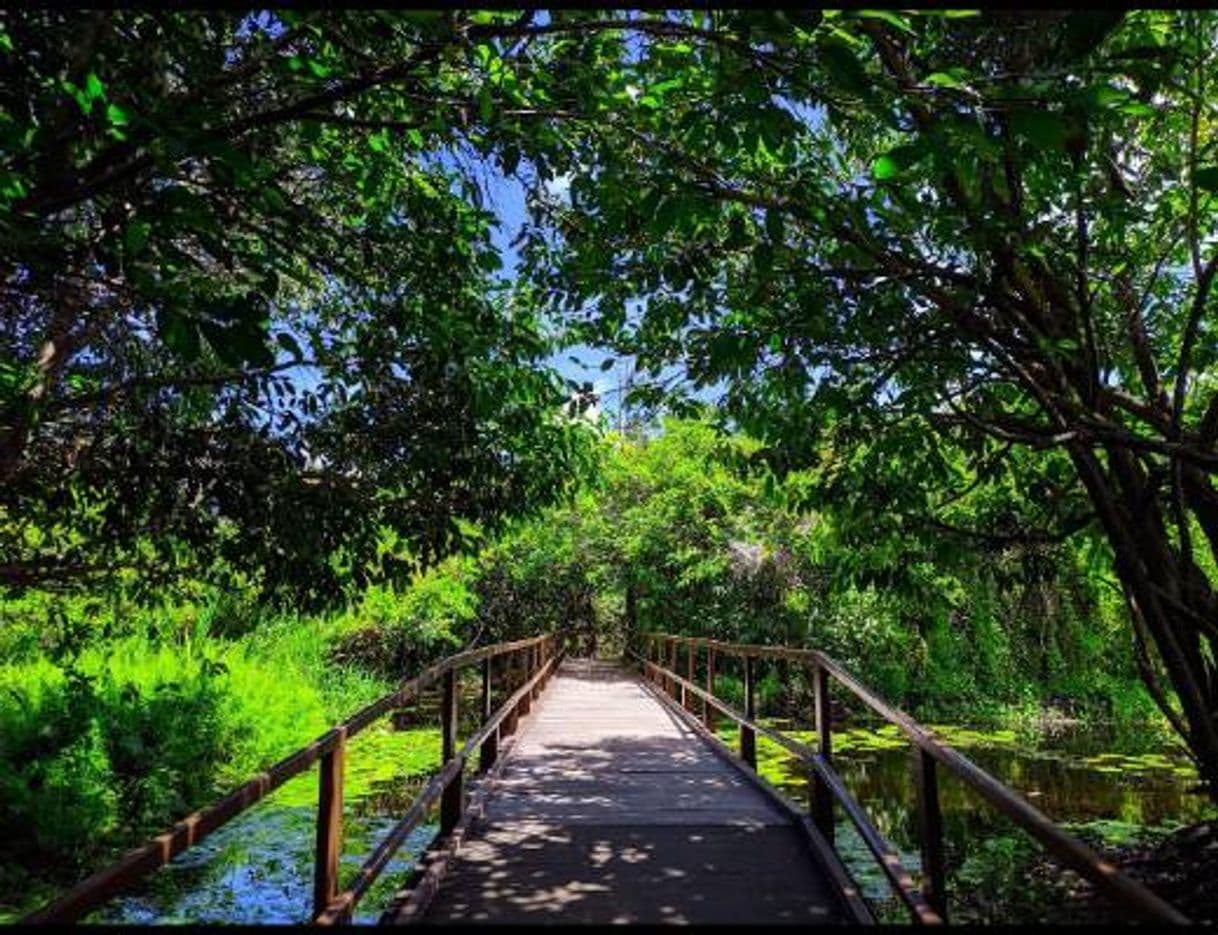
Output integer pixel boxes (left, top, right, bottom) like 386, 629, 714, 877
410, 659, 848, 925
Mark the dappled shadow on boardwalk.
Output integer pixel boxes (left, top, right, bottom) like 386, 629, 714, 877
424, 821, 838, 924
418, 659, 844, 925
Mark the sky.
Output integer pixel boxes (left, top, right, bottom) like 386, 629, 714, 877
469, 150, 651, 429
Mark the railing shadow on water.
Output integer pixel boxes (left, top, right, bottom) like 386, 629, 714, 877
634, 632, 1191, 927
23, 633, 563, 927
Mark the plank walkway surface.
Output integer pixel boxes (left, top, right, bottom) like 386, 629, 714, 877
413, 658, 846, 925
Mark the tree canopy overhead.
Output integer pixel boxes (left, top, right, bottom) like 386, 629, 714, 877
4, 9, 1218, 796
0, 10, 596, 600
509, 10, 1218, 792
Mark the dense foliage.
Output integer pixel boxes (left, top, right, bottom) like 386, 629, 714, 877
507, 9, 1218, 794
1, 420, 1164, 919
4, 11, 1218, 916
0, 10, 595, 602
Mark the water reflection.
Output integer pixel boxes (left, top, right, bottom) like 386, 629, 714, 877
82, 719, 1213, 925
742, 720, 1215, 923
87, 727, 442, 925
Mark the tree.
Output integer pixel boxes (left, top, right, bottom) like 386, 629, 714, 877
513, 10, 1218, 793
0, 10, 595, 597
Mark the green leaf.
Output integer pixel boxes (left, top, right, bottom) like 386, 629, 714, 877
1194, 166, 1218, 192
84, 72, 104, 101
765, 208, 785, 243
105, 103, 129, 127
1008, 109, 1067, 151
276, 331, 302, 358
306, 59, 331, 78
156, 308, 201, 361
854, 10, 915, 35
124, 220, 151, 256
872, 155, 899, 180
820, 40, 869, 97
925, 70, 968, 91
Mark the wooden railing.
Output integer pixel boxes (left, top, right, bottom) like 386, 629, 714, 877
24, 633, 562, 926
637, 633, 1189, 926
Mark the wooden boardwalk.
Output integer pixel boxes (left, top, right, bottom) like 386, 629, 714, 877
411, 659, 849, 925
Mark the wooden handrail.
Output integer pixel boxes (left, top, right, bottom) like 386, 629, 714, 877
23, 633, 560, 926
633, 654, 941, 924
641, 633, 1190, 926
314, 653, 561, 924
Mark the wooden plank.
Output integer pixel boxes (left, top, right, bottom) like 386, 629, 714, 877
478, 656, 497, 773
417, 660, 849, 926
440, 669, 461, 835
639, 675, 875, 926
647, 634, 1190, 926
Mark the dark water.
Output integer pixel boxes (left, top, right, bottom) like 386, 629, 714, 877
85, 727, 442, 925
736, 720, 1215, 924
80, 720, 1212, 925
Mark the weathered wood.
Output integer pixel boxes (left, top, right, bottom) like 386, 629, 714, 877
686, 641, 696, 712
419, 660, 848, 926
810, 752, 941, 924
705, 647, 716, 731
478, 656, 497, 773
316, 758, 461, 924
440, 669, 462, 835
640, 669, 875, 926
647, 634, 1190, 926
916, 748, 948, 923
672, 637, 684, 706
741, 654, 757, 769
811, 663, 834, 842
313, 727, 345, 920
518, 649, 533, 715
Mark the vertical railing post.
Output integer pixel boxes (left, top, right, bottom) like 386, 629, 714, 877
811, 661, 834, 842
529, 643, 538, 700
917, 749, 948, 922
705, 648, 715, 731
518, 649, 532, 715
686, 642, 695, 712
440, 667, 462, 835
313, 727, 345, 920
673, 638, 685, 707
479, 655, 497, 773
502, 651, 518, 738
741, 654, 757, 769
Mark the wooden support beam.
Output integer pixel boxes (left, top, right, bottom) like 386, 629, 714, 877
478, 656, 497, 773
313, 726, 346, 920
705, 649, 716, 731
916, 748, 948, 922
811, 663, 834, 842
440, 670, 462, 835
741, 655, 757, 769
686, 642, 695, 712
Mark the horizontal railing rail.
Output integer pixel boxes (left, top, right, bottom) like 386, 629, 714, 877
24, 633, 561, 926
639, 633, 1189, 926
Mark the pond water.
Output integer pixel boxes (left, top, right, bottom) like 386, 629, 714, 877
85, 726, 445, 925
74, 717, 1214, 925
721, 718, 1216, 924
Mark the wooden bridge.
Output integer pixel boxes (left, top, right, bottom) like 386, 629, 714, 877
25, 634, 1189, 926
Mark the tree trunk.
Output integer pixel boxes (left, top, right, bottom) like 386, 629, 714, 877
1070, 443, 1218, 799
